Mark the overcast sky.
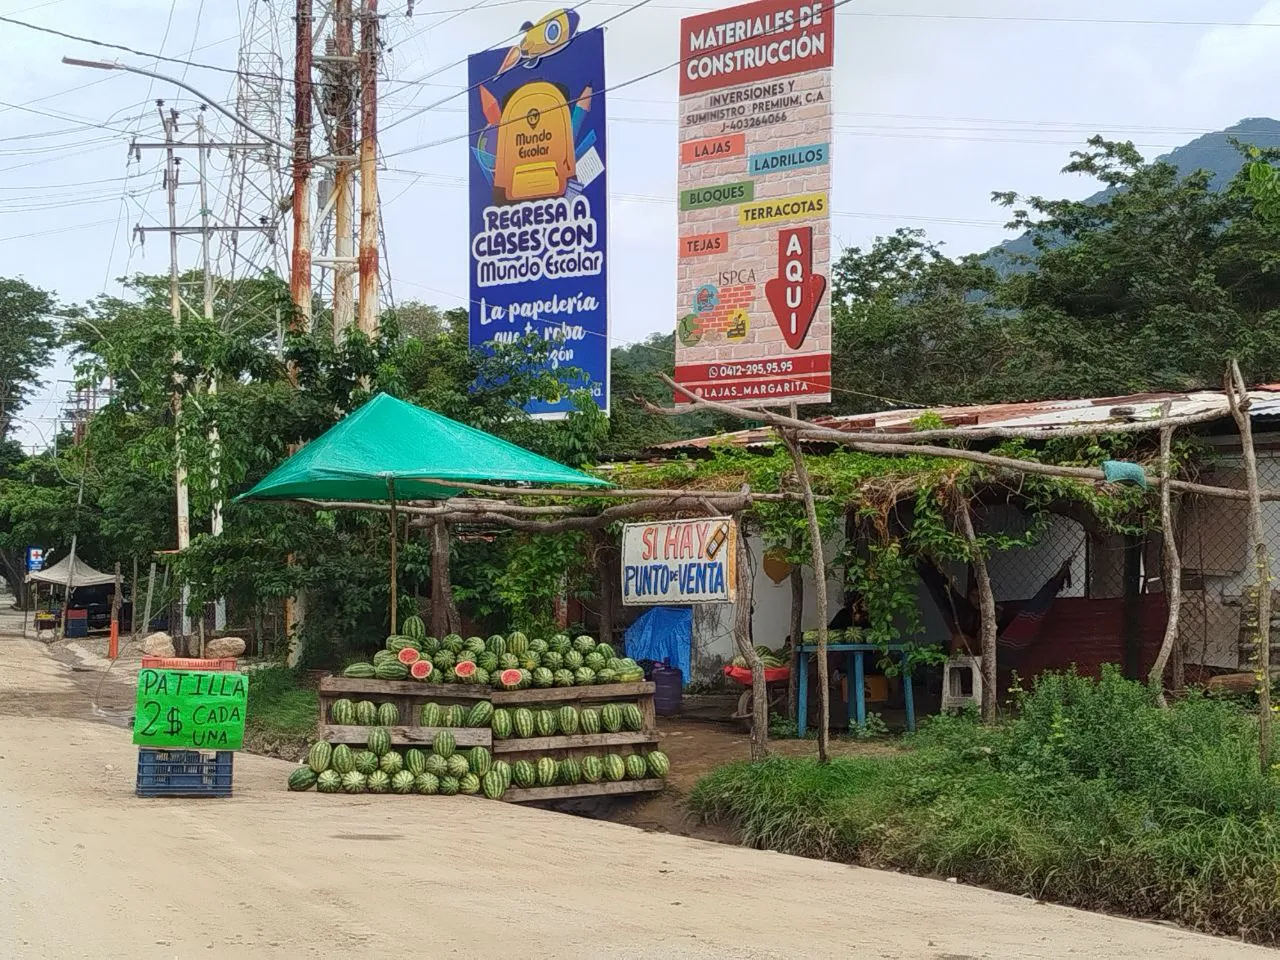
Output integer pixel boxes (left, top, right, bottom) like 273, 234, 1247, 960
5, 0, 1280, 449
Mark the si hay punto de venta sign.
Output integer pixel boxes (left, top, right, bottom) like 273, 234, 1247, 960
621, 518, 738, 605
467, 11, 609, 416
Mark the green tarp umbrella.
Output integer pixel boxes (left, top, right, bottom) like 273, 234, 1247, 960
236, 393, 609, 630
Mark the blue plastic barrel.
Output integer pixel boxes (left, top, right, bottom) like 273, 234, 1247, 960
652, 662, 683, 716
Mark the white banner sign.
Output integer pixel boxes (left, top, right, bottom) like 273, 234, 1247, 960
621, 517, 738, 605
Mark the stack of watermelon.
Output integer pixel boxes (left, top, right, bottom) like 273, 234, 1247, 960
490, 702, 645, 739
507, 750, 669, 788
288, 729, 514, 800
340, 623, 646, 690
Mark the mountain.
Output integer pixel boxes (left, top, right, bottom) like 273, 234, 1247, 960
983, 117, 1280, 273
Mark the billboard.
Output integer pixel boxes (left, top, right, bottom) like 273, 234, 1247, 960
621, 518, 738, 605
674, 0, 833, 406
467, 12, 609, 416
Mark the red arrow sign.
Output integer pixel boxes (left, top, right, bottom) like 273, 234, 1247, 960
764, 227, 826, 350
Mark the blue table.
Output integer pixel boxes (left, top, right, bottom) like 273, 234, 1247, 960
796, 643, 915, 737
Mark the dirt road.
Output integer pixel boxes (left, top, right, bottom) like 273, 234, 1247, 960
0, 640, 1268, 960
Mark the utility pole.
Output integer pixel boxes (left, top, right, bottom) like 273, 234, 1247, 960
327, 0, 356, 334
357, 0, 379, 335
291, 0, 314, 337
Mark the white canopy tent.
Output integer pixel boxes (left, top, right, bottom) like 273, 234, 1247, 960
26, 554, 116, 587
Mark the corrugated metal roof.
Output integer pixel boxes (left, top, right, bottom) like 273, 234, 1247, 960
648, 387, 1280, 453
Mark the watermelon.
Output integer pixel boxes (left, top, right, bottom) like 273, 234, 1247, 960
646, 750, 670, 777
413, 772, 440, 795
595, 643, 616, 660
419, 702, 443, 727
490, 708, 513, 740
445, 754, 470, 779
557, 705, 580, 735
460, 636, 482, 655
377, 702, 400, 727
512, 760, 536, 788
486, 634, 507, 656
535, 709, 558, 738
343, 662, 377, 678
387, 636, 421, 654
433, 649, 456, 670
404, 749, 427, 776
564, 649, 584, 670
541, 651, 563, 671
459, 773, 481, 795
397, 646, 421, 665
438, 776, 460, 796
367, 728, 392, 757
410, 660, 434, 681
581, 756, 603, 783
625, 754, 648, 780
596, 668, 618, 685
391, 770, 416, 794
529, 636, 548, 655
498, 668, 524, 691
402, 615, 427, 640
374, 661, 410, 681
469, 746, 493, 777
379, 750, 404, 776
307, 741, 332, 774
498, 653, 520, 671
367, 770, 391, 793
317, 769, 343, 793
553, 669, 575, 688
288, 766, 318, 791
558, 758, 582, 785
331, 744, 356, 774
573, 635, 597, 654
584, 652, 606, 672
601, 704, 623, 733
482, 769, 506, 799
330, 699, 356, 725
355, 700, 378, 726
549, 634, 571, 654
424, 754, 448, 777
621, 704, 644, 732
354, 750, 378, 775
372, 649, 398, 667
455, 660, 478, 682
421, 636, 441, 655
467, 701, 494, 727
580, 707, 601, 735
512, 708, 535, 739
492, 759, 512, 791
433, 730, 456, 758
520, 654, 541, 672
506, 631, 529, 656
341, 771, 367, 793
473, 667, 491, 687
518, 669, 533, 689
478, 651, 499, 673
602, 754, 626, 782
532, 667, 554, 688
535, 756, 558, 787
444, 705, 466, 728
573, 667, 596, 686
443, 634, 465, 654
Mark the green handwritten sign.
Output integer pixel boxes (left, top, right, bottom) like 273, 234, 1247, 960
133, 669, 248, 751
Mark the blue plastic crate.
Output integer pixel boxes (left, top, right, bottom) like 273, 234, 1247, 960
136, 748, 234, 797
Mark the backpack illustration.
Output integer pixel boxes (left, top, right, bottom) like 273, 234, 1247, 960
493, 81, 576, 203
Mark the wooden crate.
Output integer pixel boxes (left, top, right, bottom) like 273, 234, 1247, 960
317, 677, 493, 747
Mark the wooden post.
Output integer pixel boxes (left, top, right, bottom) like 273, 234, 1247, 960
732, 509, 769, 759
431, 519, 458, 638
388, 479, 399, 635
1227, 360, 1272, 773
955, 498, 998, 723
109, 562, 121, 660
1149, 401, 1183, 705
595, 531, 615, 647
779, 430, 830, 762
141, 561, 156, 637
130, 556, 139, 637
787, 546, 803, 720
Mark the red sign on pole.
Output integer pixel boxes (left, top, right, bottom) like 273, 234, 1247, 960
764, 227, 826, 350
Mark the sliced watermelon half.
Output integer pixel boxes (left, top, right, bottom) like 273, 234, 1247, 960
409, 660, 433, 681
397, 646, 421, 665
454, 659, 477, 682
498, 668, 523, 690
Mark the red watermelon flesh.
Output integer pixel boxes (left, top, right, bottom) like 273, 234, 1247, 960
398, 647, 421, 665
499, 668, 523, 690
454, 659, 477, 679
409, 660, 433, 680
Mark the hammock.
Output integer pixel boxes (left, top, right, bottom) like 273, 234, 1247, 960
917, 558, 1073, 653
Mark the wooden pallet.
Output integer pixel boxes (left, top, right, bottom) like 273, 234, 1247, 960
321, 724, 491, 747
503, 778, 665, 804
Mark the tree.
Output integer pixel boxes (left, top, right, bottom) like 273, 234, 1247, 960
0, 278, 59, 441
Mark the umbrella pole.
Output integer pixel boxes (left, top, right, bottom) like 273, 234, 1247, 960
389, 479, 398, 635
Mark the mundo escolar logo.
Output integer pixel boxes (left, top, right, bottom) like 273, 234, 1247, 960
468, 11, 609, 417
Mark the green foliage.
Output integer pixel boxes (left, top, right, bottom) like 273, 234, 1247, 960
689, 667, 1280, 942
0, 277, 60, 440
244, 665, 319, 738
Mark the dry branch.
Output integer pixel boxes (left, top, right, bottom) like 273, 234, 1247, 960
955, 497, 998, 722
732, 505, 769, 760
1148, 401, 1183, 706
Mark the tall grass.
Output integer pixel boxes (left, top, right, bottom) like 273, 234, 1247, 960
245, 665, 319, 738
688, 666, 1280, 942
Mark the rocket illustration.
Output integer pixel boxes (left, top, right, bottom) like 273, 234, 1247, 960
498, 8, 580, 73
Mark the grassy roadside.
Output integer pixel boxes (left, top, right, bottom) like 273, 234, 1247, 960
687, 667, 1280, 944
244, 665, 319, 760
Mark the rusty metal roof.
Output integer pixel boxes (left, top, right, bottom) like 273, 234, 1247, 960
646, 387, 1280, 454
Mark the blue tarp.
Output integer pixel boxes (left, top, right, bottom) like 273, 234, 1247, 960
624, 606, 692, 682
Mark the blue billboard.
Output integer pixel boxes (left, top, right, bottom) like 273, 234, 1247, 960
467, 12, 609, 416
